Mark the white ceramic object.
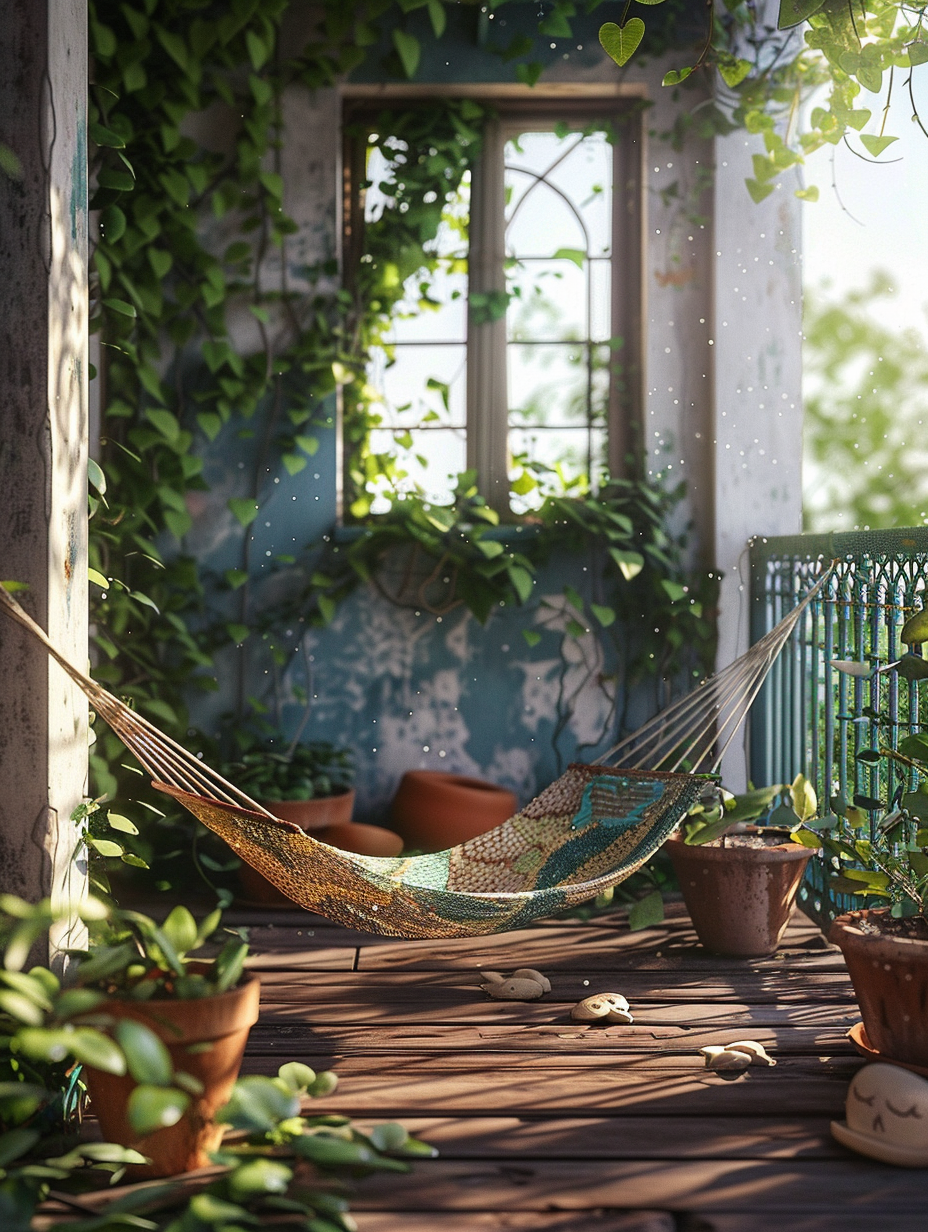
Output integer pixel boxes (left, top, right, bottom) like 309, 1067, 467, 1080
571, 993, 633, 1024
831, 1062, 928, 1167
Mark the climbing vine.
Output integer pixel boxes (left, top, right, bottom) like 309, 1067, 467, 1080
85, 0, 927, 825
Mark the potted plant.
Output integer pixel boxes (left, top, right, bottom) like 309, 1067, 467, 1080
665, 776, 819, 957
62, 901, 260, 1177
228, 734, 357, 830
0, 894, 434, 1226
821, 737, 928, 1069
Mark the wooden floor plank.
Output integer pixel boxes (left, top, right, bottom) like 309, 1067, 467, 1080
351, 1115, 846, 1160
254, 969, 855, 1003
245, 1022, 858, 1055
244, 1057, 854, 1117
346, 1158, 925, 1213
353, 1213, 675, 1231
256, 995, 861, 1029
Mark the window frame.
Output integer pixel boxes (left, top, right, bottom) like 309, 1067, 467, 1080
341, 91, 645, 518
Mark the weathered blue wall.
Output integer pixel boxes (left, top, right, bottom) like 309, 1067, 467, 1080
180, 11, 725, 818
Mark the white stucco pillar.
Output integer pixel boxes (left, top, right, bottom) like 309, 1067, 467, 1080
0, 0, 89, 952
711, 132, 804, 788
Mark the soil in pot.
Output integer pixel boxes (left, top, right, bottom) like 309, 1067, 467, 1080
667, 829, 813, 958
830, 908, 928, 1068
82, 971, 260, 1177
390, 769, 518, 852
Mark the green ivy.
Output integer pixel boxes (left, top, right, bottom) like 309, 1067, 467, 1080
85, 0, 715, 837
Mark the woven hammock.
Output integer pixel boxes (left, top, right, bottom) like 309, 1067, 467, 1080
0, 575, 826, 938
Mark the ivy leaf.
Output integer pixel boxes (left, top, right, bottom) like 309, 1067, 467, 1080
427, 0, 446, 38
661, 580, 687, 602
106, 813, 139, 835
909, 41, 928, 67
90, 838, 124, 857
859, 134, 898, 158
591, 603, 616, 628
718, 58, 752, 88
393, 30, 421, 79
516, 62, 543, 87
197, 412, 222, 441
88, 568, 109, 590
87, 457, 106, 496
282, 453, 307, 476
100, 204, 126, 242
522, 629, 542, 648
102, 297, 136, 318
662, 67, 692, 87
97, 168, 135, 192
246, 30, 270, 71
746, 177, 775, 203
128, 1085, 189, 1134
553, 247, 585, 268
777, 0, 825, 29
599, 19, 645, 68
295, 434, 319, 456
508, 565, 533, 603
628, 889, 664, 932
225, 569, 249, 590
795, 186, 819, 201
609, 549, 644, 581
90, 121, 125, 148
228, 498, 260, 528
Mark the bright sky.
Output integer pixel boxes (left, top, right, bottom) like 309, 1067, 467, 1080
802, 83, 928, 333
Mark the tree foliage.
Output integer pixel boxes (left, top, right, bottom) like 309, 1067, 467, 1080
803, 271, 928, 532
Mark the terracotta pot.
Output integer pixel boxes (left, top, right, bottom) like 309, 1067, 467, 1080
82, 972, 260, 1177
390, 769, 518, 852
667, 831, 813, 958
830, 908, 928, 1068
322, 821, 403, 858
258, 788, 355, 831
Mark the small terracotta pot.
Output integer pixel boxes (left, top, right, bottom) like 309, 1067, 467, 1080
258, 788, 355, 831
390, 769, 518, 852
667, 831, 812, 958
830, 908, 928, 1068
322, 821, 403, 858
82, 971, 260, 1177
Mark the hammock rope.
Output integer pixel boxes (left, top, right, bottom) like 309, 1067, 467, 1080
0, 570, 828, 938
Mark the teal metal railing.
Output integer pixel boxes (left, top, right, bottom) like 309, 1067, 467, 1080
749, 529, 928, 925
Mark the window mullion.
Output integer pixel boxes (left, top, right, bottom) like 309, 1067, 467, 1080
466, 118, 510, 514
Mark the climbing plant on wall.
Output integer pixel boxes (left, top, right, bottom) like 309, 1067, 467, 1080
85, 0, 928, 831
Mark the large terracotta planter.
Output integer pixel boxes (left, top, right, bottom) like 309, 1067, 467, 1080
82, 972, 260, 1177
830, 908, 928, 1068
259, 788, 355, 831
390, 769, 518, 852
667, 831, 813, 957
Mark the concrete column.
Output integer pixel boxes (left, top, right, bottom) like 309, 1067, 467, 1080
0, 0, 89, 947
711, 131, 804, 788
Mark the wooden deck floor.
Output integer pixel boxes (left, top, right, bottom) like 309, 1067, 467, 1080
228, 902, 924, 1232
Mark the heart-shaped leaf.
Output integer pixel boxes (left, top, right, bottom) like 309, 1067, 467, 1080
718, 57, 752, 88
860, 134, 898, 158
662, 66, 693, 87
599, 19, 645, 68
777, 0, 826, 28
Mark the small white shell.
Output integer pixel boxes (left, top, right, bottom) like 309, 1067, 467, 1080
511, 968, 552, 992
482, 977, 546, 1001
571, 993, 632, 1023
726, 1040, 777, 1067
701, 1047, 752, 1072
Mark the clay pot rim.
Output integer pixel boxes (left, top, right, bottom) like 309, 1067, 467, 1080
101, 968, 261, 1039
397, 769, 514, 796
666, 835, 813, 863
830, 906, 928, 953
257, 787, 354, 805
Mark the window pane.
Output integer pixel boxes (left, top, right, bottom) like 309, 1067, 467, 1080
504, 127, 614, 494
